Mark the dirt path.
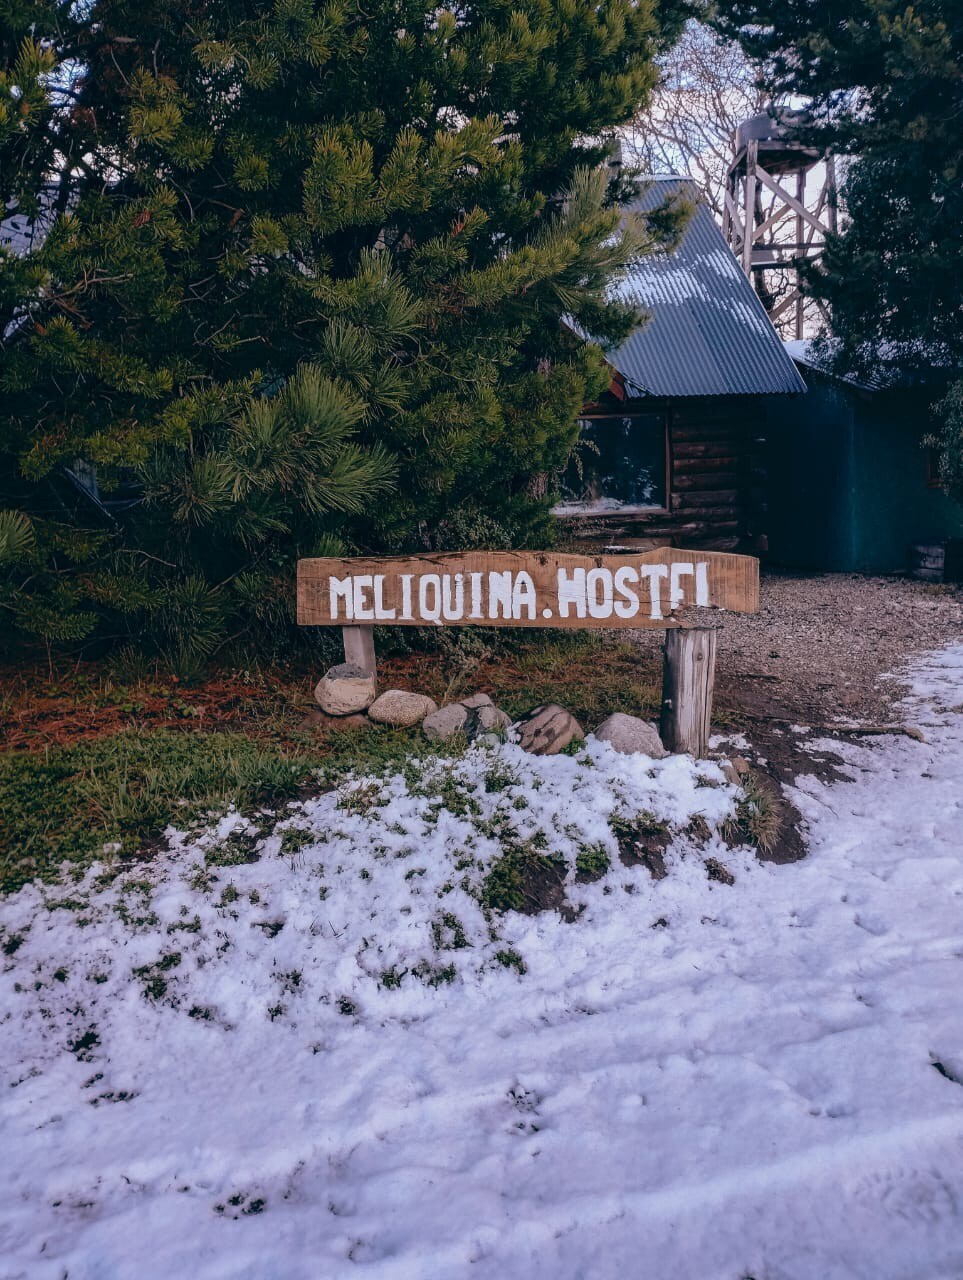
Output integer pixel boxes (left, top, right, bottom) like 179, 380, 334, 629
633, 571, 963, 724
631, 571, 963, 795
719, 572, 962, 720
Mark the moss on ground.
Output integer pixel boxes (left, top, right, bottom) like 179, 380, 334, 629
574, 843, 611, 883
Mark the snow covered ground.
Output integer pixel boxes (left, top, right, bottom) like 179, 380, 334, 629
2, 648, 963, 1280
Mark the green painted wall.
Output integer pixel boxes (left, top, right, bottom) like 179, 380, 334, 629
851, 396, 963, 572
764, 368, 963, 573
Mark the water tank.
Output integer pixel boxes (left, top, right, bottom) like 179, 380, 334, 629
733, 109, 819, 175
735, 109, 812, 151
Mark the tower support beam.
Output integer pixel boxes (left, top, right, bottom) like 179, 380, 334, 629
724, 114, 837, 340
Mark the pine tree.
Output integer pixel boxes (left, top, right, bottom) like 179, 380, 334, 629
712, 0, 963, 495
1, 0, 687, 664
0, 6, 62, 394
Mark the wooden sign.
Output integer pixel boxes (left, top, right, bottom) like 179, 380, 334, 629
297, 549, 759, 631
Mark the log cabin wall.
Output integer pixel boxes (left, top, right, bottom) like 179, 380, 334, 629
555, 179, 805, 554
557, 395, 766, 553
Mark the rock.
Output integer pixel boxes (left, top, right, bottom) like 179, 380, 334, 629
368, 690, 438, 728
719, 755, 751, 785
465, 703, 512, 740
422, 702, 469, 741
593, 713, 668, 759
513, 704, 584, 755
423, 693, 512, 742
460, 692, 494, 709
314, 663, 377, 716
423, 692, 512, 742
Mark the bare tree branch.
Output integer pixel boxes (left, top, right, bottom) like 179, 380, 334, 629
625, 23, 766, 221
626, 23, 834, 337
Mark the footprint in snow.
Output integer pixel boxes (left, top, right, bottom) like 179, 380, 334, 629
932, 1058, 963, 1087
507, 1084, 543, 1135
853, 912, 890, 937
852, 1165, 960, 1226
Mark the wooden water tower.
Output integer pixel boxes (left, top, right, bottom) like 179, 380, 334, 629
723, 110, 838, 339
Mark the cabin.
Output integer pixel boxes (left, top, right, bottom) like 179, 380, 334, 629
765, 344, 963, 575
556, 176, 805, 553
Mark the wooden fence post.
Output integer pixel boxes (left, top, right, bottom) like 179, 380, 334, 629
660, 626, 717, 758
342, 625, 376, 679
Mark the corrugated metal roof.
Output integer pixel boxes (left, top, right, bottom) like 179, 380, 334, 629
604, 177, 807, 398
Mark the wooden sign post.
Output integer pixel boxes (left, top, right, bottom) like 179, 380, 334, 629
297, 548, 759, 757
660, 626, 718, 756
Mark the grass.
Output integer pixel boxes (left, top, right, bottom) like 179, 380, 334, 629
133, 950, 182, 1001
4, 625, 752, 760
609, 812, 671, 848
575, 843, 611, 883
609, 811, 672, 878
0, 730, 320, 896
722, 771, 781, 854
494, 948, 527, 975
0, 715, 469, 896
480, 841, 567, 914
317, 725, 462, 786
0, 628, 746, 897
432, 911, 470, 951
481, 634, 662, 727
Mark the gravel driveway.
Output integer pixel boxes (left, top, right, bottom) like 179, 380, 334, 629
630, 571, 963, 728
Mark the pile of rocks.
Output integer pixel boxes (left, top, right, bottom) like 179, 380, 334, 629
312, 665, 675, 759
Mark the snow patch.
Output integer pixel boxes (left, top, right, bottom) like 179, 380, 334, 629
2, 648, 963, 1278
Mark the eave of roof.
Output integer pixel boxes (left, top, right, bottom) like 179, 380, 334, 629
784, 338, 957, 394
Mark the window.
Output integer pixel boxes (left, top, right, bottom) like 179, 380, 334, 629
555, 413, 668, 515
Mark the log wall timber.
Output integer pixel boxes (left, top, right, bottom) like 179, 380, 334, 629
560, 396, 764, 553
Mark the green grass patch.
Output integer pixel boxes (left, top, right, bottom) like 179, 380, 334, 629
0, 718, 472, 897
411, 960, 458, 987
494, 948, 527, 975
432, 911, 470, 951
610, 812, 670, 846
574, 843, 611, 883
484, 634, 661, 727
0, 730, 320, 896
133, 950, 182, 1001
316, 724, 463, 786
480, 842, 567, 915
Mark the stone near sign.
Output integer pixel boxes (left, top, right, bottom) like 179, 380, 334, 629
296, 549, 759, 631
297, 547, 760, 759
